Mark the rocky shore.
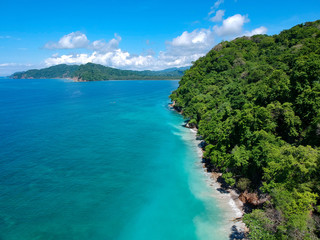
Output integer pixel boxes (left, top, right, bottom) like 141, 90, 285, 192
169, 102, 249, 239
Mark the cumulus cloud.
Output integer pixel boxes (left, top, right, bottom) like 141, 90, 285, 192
210, 9, 225, 22
167, 28, 215, 56
90, 34, 121, 53
44, 29, 215, 70
46, 51, 144, 69
44, 31, 89, 49
45, 48, 201, 71
214, 14, 249, 36
244, 26, 268, 36
42, 7, 267, 71
170, 29, 213, 48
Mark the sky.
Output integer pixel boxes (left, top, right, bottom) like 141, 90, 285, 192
0, 0, 320, 75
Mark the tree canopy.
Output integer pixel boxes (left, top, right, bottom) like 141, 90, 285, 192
171, 20, 320, 239
11, 63, 189, 81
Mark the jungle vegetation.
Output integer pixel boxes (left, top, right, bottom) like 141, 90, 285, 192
10, 63, 188, 80
170, 20, 320, 239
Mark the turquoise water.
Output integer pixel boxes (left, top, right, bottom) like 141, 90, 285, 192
0, 79, 227, 240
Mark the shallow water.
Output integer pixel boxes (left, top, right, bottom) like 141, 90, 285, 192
0, 79, 228, 240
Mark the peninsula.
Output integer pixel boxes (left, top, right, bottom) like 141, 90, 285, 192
10, 63, 189, 81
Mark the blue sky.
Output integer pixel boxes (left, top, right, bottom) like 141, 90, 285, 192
0, 0, 319, 75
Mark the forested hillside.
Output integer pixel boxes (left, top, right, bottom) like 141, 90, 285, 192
11, 64, 79, 79
11, 63, 188, 80
72, 63, 187, 80
170, 20, 320, 239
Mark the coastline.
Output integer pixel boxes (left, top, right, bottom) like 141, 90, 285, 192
9, 77, 181, 82
187, 128, 247, 239
169, 101, 248, 239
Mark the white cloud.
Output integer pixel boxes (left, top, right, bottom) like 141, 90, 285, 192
90, 34, 121, 53
214, 14, 249, 36
244, 26, 268, 36
44, 31, 121, 53
45, 53, 96, 66
44, 29, 215, 70
208, 0, 224, 16
44, 31, 89, 49
42, 6, 267, 72
168, 28, 215, 56
45, 49, 199, 71
210, 9, 225, 22
214, 0, 224, 9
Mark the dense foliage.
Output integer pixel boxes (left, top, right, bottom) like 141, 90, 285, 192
11, 63, 188, 80
170, 20, 320, 239
11, 64, 79, 79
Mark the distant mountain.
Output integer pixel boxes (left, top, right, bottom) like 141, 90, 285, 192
157, 66, 190, 73
10, 63, 190, 81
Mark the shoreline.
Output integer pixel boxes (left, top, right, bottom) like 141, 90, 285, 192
9, 77, 181, 82
187, 126, 248, 239
169, 101, 247, 238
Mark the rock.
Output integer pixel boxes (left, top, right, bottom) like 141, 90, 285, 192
213, 43, 223, 51
196, 135, 203, 140
170, 101, 182, 112
239, 190, 265, 207
169, 101, 176, 108
185, 123, 195, 128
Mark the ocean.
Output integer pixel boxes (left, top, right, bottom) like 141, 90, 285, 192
0, 78, 229, 240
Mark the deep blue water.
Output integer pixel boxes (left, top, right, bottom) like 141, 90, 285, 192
0, 79, 227, 240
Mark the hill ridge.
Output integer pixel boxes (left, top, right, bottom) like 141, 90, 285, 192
11, 63, 190, 81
